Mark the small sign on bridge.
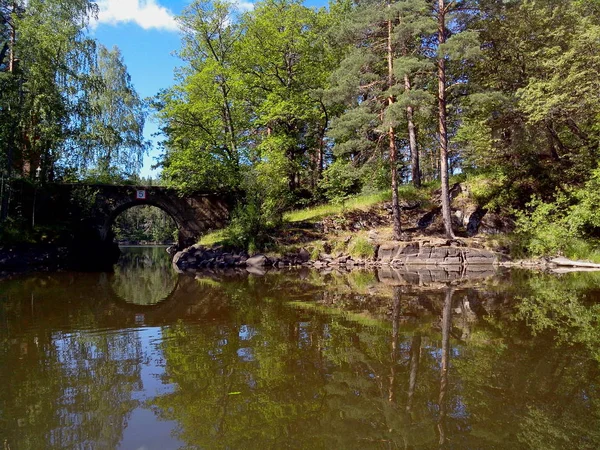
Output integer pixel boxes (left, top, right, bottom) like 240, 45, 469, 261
136, 190, 146, 200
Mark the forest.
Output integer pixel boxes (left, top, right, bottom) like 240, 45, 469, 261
2, 0, 600, 257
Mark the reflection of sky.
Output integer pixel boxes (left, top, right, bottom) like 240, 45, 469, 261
54, 326, 183, 449
120, 327, 182, 450
237, 347, 254, 362
239, 324, 257, 341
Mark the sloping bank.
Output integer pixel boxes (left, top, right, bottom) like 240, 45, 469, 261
172, 238, 507, 274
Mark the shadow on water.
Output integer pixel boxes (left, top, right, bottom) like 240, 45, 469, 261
2, 252, 600, 449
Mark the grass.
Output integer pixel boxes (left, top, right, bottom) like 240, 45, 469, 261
284, 190, 391, 223
198, 190, 392, 247
564, 238, 600, 264
348, 236, 376, 259
197, 185, 432, 249
198, 228, 227, 246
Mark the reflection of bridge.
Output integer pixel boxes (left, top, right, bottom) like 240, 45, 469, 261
5, 269, 501, 331
31, 183, 233, 260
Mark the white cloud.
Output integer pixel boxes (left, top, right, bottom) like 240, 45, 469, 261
94, 0, 179, 31
234, 0, 254, 13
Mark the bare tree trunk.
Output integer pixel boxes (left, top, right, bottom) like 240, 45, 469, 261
437, 0, 455, 239
8, 2, 16, 73
1, 6, 18, 222
317, 99, 328, 185
404, 74, 421, 188
388, 11, 402, 240
437, 286, 453, 447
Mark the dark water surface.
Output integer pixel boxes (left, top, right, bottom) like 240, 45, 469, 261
2, 247, 600, 449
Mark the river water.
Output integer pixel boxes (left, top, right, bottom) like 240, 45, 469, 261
1, 246, 600, 449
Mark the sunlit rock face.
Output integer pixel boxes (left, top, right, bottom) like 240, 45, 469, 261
376, 241, 507, 266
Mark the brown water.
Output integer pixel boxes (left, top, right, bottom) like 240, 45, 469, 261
2, 246, 600, 449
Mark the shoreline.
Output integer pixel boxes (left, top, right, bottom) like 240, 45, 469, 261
1, 240, 597, 281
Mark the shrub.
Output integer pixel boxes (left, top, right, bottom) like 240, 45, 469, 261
348, 237, 375, 259
514, 194, 571, 256
318, 160, 361, 205
222, 161, 289, 251
515, 168, 600, 259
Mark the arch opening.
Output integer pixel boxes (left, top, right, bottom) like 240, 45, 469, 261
110, 204, 179, 246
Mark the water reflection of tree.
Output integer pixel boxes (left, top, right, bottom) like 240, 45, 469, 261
148, 272, 600, 449
148, 278, 444, 448
452, 271, 600, 449
3, 269, 600, 448
0, 325, 144, 449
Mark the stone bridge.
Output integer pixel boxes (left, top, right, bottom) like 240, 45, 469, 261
83, 184, 232, 247
26, 183, 233, 264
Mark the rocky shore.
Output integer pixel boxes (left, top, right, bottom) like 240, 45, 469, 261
172, 238, 508, 275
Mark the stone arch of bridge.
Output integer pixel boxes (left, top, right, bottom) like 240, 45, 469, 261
102, 199, 195, 248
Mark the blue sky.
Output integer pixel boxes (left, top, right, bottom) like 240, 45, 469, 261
90, 0, 194, 179
90, 0, 326, 179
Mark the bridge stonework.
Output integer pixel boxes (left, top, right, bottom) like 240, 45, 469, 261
25, 183, 232, 266
90, 185, 231, 248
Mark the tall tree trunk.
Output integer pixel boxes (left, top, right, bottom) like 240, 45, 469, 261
437, 0, 455, 238
0, 9, 22, 222
220, 84, 238, 166
437, 286, 453, 446
2, 3, 17, 221
388, 11, 402, 240
8, 2, 16, 73
316, 99, 328, 187
404, 75, 421, 188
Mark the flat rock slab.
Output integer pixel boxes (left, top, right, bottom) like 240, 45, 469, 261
551, 257, 600, 268
377, 241, 507, 266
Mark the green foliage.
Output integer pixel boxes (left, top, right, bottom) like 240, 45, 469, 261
515, 194, 573, 257
157, 0, 338, 201
458, 0, 600, 194
359, 157, 392, 193
113, 206, 177, 244
347, 236, 375, 259
112, 246, 178, 305
69, 185, 99, 219
514, 272, 600, 362
223, 202, 273, 252
318, 160, 361, 204
0, 0, 148, 187
0, 216, 35, 244
515, 168, 600, 259
156, 0, 245, 193
463, 171, 515, 210
309, 242, 324, 260
222, 164, 289, 251
79, 45, 149, 179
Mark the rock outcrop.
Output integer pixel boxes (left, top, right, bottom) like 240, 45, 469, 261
376, 240, 507, 267
172, 239, 508, 274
